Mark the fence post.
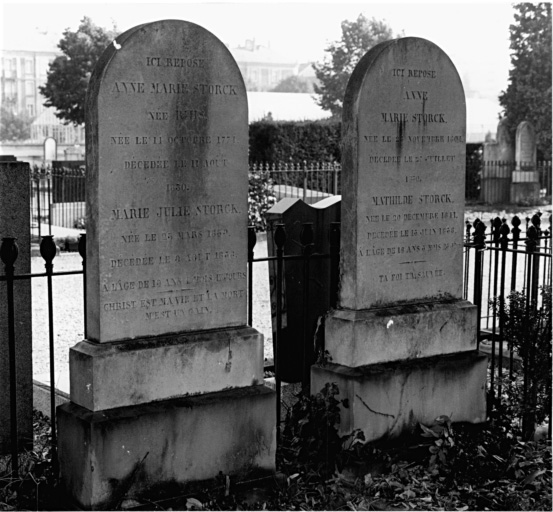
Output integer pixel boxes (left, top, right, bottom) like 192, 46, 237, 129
274, 224, 286, 439
0, 237, 19, 477
497, 220, 510, 404
302, 160, 307, 202
247, 227, 256, 327
40, 235, 59, 474
523, 224, 538, 439
300, 222, 314, 395
78, 234, 87, 339
473, 220, 486, 350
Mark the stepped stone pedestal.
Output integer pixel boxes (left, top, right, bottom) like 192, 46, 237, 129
57, 20, 275, 509
311, 37, 486, 442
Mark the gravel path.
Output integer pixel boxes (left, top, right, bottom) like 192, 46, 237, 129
31, 204, 549, 380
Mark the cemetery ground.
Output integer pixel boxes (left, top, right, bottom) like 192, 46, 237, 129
0, 204, 550, 511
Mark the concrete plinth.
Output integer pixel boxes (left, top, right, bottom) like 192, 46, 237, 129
70, 326, 264, 411
510, 181, 541, 205
58, 385, 276, 510
311, 351, 487, 442
324, 301, 477, 367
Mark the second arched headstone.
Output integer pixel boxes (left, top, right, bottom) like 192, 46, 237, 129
312, 37, 487, 442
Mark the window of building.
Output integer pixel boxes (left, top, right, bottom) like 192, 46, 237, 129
27, 103, 35, 117
25, 59, 33, 75
25, 80, 34, 95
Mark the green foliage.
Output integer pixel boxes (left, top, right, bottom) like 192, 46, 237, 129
312, 14, 396, 119
0, 410, 59, 510
0, 106, 34, 141
39, 17, 119, 126
419, 415, 455, 469
491, 285, 552, 433
499, 3, 552, 159
248, 120, 341, 162
248, 169, 276, 232
280, 383, 363, 476
270, 75, 310, 93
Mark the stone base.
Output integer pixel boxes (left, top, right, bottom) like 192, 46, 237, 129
324, 301, 477, 367
311, 351, 487, 442
58, 385, 276, 510
510, 181, 541, 205
70, 326, 264, 411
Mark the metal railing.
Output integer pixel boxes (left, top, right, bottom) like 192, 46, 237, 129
2, 211, 551, 475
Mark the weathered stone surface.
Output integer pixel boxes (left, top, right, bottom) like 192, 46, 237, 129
311, 351, 487, 442
0, 162, 32, 454
516, 121, 537, 168
265, 196, 341, 382
339, 38, 466, 310
324, 300, 477, 367
58, 385, 276, 510
86, 20, 248, 342
69, 327, 264, 411
483, 120, 514, 162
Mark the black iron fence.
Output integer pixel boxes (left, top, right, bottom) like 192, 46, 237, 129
462, 212, 552, 438
2, 210, 551, 475
29, 159, 552, 236
31, 161, 86, 238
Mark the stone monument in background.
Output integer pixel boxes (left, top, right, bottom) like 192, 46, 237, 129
481, 119, 515, 204
511, 120, 540, 204
311, 37, 487, 442
57, 20, 275, 509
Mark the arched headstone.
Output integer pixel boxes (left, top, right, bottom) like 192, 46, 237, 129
312, 37, 487, 442
57, 21, 275, 509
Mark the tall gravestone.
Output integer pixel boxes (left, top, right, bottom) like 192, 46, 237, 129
511, 120, 540, 204
57, 21, 275, 509
0, 162, 32, 454
481, 120, 514, 203
311, 38, 487, 442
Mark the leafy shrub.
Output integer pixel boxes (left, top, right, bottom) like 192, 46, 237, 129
280, 383, 365, 477
491, 285, 552, 436
248, 169, 276, 232
249, 120, 341, 163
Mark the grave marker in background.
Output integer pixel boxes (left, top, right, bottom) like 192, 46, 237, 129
312, 37, 487, 442
512, 120, 540, 204
57, 20, 275, 509
481, 120, 515, 203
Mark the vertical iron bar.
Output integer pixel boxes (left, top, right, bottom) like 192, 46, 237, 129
523, 225, 537, 439
78, 234, 87, 338
1, 237, 20, 477
274, 224, 286, 441
247, 227, 256, 327
37, 175, 42, 239
302, 161, 307, 202
40, 235, 58, 473
473, 220, 486, 350
497, 220, 510, 408
47, 171, 52, 234
489, 217, 502, 411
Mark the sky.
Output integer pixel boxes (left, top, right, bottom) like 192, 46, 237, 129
1, 0, 517, 127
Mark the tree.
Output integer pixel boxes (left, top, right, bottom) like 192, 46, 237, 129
0, 106, 33, 141
499, 3, 552, 160
312, 14, 396, 118
40, 17, 119, 126
271, 75, 310, 93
